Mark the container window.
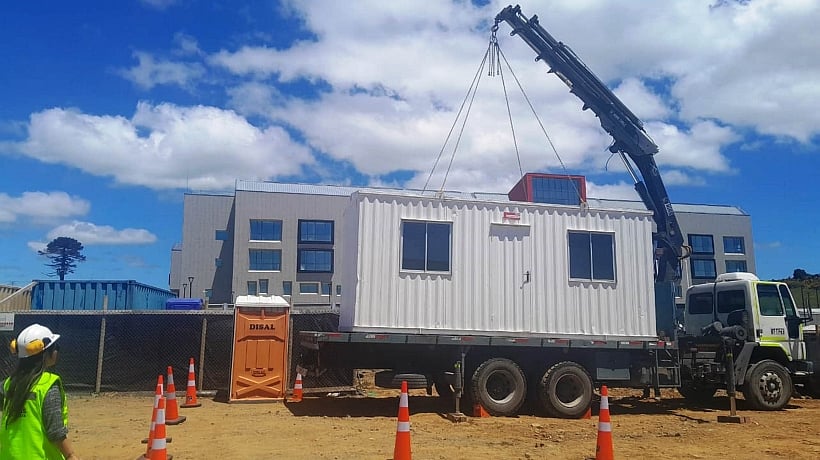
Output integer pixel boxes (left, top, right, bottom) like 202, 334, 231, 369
249, 249, 281, 271
215, 230, 229, 241
723, 236, 745, 254
530, 176, 584, 205
568, 231, 614, 281
336, 285, 342, 296
299, 282, 319, 294
401, 221, 451, 273
725, 260, 747, 273
258, 279, 269, 295
690, 258, 716, 280
321, 283, 331, 296
688, 234, 714, 255
283, 281, 292, 296
215, 258, 222, 268
247, 281, 257, 296
298, 249, 334, 273
250, 220, 282, 241
298, 220, 334, 243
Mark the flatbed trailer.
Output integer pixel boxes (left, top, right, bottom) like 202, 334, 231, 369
299, 330, 680, 418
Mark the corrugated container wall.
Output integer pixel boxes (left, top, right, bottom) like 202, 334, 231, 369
32, 280, 175, 310
0, 284, 32, 311
341, 192, 658, 340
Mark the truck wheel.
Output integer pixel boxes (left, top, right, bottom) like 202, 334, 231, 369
470, 358, 527, 416
433, 376, 454, 399
677, 382, 718, 402
742, 360, 793, 410
537, 361, 593, 418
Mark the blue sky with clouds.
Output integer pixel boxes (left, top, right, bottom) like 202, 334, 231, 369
1, 0, 819, 289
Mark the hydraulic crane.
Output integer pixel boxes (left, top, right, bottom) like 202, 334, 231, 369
495, 4, 689, 283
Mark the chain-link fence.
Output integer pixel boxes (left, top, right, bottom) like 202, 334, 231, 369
0, 310, 351, 394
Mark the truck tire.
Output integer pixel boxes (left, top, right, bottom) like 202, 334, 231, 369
374, 371, 428, 390
742, 360, 793, 410
433, 376, 454, 399
537, 361, 593, 418
677, 382, 718, 402
470, 358, 527, 416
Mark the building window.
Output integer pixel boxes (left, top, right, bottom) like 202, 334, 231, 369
299, 282, 319, 294
321, 283, 332, 296
258, 279, 269, 295
204, 289, 213, 298
723, 236, 745, 254
336, 285, 342, 296
690, 258, 716, 279
568, 231, 615, 281
215, 258, 222, 268
247, 281, 257, 296
401, 221, 451, 272
725, 260, 748, 273
249, 249, 282, 271
688, 234, 714, 255
298, 249, 334, 273
215, 230, 229, 241
299, 220, 334, 243
250, 219, 282, 241
283, 281, 292, 296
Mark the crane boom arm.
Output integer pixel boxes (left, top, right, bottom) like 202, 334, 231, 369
495, 4, 686, 283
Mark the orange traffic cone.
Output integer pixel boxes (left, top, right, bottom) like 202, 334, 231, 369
150, 396, 171, 460
393, 380, 411, 460
289, 373, 303, 402
472, 403, 490, 418
180, 358, 201, 408
165, 366, 187, 425
595, 385, 614, 460
139, 375, 163, 458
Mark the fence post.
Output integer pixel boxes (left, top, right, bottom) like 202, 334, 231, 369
198, 315, 207, 391
95, 296, 108, 393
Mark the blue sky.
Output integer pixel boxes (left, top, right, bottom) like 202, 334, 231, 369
1, 0, 819, 289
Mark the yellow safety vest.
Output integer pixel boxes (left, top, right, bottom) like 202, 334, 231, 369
0, 372, 68, 460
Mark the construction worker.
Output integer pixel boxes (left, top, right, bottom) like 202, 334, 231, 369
0, 324, 80, 460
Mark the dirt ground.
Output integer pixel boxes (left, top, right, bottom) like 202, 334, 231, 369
65, 384, 820, 460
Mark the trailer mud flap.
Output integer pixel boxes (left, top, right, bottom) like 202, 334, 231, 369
595, 352, 631, 380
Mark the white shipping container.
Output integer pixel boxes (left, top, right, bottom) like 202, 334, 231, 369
340, 191, 658, 340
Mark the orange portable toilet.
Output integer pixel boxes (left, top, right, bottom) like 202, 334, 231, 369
229, 295, 291, 402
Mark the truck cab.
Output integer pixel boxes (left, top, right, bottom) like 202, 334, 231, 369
684, 272, 808, 362
679, 272, 816, 409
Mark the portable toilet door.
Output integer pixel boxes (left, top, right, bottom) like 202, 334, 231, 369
229, 295, 291, 402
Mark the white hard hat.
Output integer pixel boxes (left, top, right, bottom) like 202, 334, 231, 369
11, 324, 61, 358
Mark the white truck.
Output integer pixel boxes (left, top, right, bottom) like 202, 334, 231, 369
298, 4, 818, 416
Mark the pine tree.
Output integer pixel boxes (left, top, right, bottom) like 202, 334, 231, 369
39, 237, 87, 280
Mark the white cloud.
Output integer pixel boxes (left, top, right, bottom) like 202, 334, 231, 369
46, 221, 157, 245
11, 0, 820, 196
16, 103, 314, 190
117, 52, 205, 90
26, 241, 47, 253
586, 181, 641, 201
0, 192, 90, 224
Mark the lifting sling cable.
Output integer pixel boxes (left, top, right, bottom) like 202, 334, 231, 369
489, 33, 524, 178
423, 44, 491, 193
492, 43, 585, 205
